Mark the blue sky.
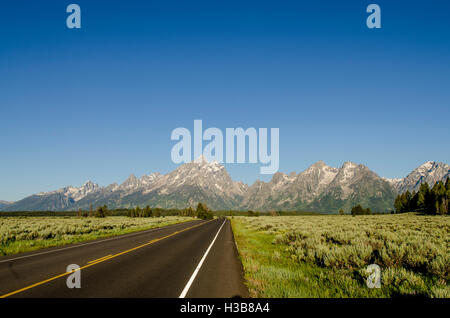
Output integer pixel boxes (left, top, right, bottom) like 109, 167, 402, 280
0, 0, 449, 201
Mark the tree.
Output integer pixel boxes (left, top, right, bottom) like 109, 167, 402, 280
95, 205, 108, 218
144, 205, 152, 217
153, 208, 161, 217
432, 181, 448, 215
127, 208, 133, 217
409, 190, 418, 211
394, 179, 449, 215
439, 200, 448, 215
351, 204, 371, 215
196, 202, 213, 220
248, 210, 260, 217
186, 207, 195, 217
351, 204, 363, 215
394, 195, 404, 213
338, 208, 345, 215
135, 205, 142, 217
417, 182, 430, 212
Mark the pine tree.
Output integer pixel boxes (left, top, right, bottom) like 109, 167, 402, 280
417, 182, 430, 212
186, 206, 195, 217
136, 205, 142, 217
394, 195, 403, 213
144, 205, 152, 217
410, 190, 418, 211
196, 202, 213, 219
441, 197, 448, 215
95, 205, 107, 218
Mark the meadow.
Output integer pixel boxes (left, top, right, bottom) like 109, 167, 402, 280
231, 214, 449, 298
0, 216, 193, 256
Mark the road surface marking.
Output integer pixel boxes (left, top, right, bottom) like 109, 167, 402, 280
0, 219, 213, 298
179, 219, 227, 298
88, 254, 113, 264
0, 220, 199, 264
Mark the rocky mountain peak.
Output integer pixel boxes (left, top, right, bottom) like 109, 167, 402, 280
394, 161, 450, 193
270, 172, 289, 184
341, 161, 359, 169
82, 180, 97, 189
118, 174, 141, 192
310, 160, 327, 169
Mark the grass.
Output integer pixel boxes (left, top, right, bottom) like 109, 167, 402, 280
0, 216, 194, 256
230, 214, 449, 298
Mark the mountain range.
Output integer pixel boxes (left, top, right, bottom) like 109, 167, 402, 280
0, 200, 13, 209
1, 158, 449, 213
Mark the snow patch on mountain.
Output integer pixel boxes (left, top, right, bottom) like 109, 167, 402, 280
36, 180, 100, 202
394, 161, 450, 193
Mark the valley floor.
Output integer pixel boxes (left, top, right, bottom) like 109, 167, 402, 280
0, 216, 193, 256
230, 214, 449, 298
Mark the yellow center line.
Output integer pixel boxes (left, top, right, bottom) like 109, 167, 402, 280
87, 254, 113, 264
0, 219, 214, 298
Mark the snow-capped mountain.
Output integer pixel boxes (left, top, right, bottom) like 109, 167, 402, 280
147, 156, 247, 197
241, 160, 338, 210
391, 161, 450, 193
0, 200, 13, 209
1, 160, 448, 213
313, 162, 397, 212
132, 155, 248, 209
36, 180, 100, 202
117, 173, 162, 193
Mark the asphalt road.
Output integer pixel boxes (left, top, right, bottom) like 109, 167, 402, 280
0, 218, 249, 298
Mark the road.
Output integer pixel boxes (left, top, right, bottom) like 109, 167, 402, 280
0, 218, 249, 298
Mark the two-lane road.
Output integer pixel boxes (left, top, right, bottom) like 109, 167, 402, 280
0, 218, 248, 298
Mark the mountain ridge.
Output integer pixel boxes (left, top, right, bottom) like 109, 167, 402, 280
1, 160, 449, 213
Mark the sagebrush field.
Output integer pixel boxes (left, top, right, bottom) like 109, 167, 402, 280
0, 216, 192, 256
231, 214, 449, 298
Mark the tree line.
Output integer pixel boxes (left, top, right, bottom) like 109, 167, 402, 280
394, 178, 449, 215
77, 204, 109, 218
127, 202, 214, 220
349, 205, 391, 215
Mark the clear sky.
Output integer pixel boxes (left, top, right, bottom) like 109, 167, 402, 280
1, 0, 449, 201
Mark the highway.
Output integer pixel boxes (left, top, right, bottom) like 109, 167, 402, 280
0, 218, 249, 298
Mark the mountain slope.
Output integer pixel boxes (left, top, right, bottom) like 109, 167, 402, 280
0, 200, 13, 209
241, 161, 338, 210
392, 161, 450, 193
311, 162, 397, 212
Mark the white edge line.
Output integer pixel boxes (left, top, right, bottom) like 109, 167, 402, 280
179, 219, 227, 298
0, 220, 199, 264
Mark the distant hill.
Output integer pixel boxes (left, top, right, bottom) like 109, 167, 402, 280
0, 200, 13, 209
